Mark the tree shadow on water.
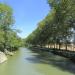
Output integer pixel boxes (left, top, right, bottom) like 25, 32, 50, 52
25, 49, 75, 74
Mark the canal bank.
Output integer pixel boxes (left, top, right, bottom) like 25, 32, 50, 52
0, 51, 7, 63
0, 48, 75, 75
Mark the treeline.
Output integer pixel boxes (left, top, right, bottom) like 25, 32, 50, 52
0, 3, 22, 52
25, 0, 75, 50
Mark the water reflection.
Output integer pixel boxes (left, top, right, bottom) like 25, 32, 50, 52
0, 48, 74, 75
26, 48, 75, 74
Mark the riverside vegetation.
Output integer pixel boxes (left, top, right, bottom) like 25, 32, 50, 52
0, 0, 75, 75
0, 3, 22, 63
25, 0, 75, 51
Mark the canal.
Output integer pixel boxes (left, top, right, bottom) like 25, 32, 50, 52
0, 48, 75, 75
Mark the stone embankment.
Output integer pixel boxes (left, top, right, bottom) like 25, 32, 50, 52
0, 49, 14, 64
0, 51, 7, 63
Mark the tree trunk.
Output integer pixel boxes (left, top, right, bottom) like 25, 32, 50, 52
56, 44, 58, 49
54, 44, 56, 49
65, 44, 67, 50
59, 43, 61, 50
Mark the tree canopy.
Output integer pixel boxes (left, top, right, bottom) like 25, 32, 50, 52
25, 0, 75, 50
0, 3, 22, 52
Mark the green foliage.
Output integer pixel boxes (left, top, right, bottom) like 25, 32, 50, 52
25, 0, 75, 50
0, 3, 22, 52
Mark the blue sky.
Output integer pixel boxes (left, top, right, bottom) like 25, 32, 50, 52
0, 0, 50, 38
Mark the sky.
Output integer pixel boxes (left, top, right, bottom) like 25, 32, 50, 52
0, 0, 50, 38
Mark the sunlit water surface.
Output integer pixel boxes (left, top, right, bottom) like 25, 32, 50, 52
0, 48, 75, 75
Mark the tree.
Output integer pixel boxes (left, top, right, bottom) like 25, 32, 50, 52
0, 3, 14, 51
0, 3, 22, 52
25, 0, 75, 51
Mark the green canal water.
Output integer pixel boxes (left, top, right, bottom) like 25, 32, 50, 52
0, 48, 75, 75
